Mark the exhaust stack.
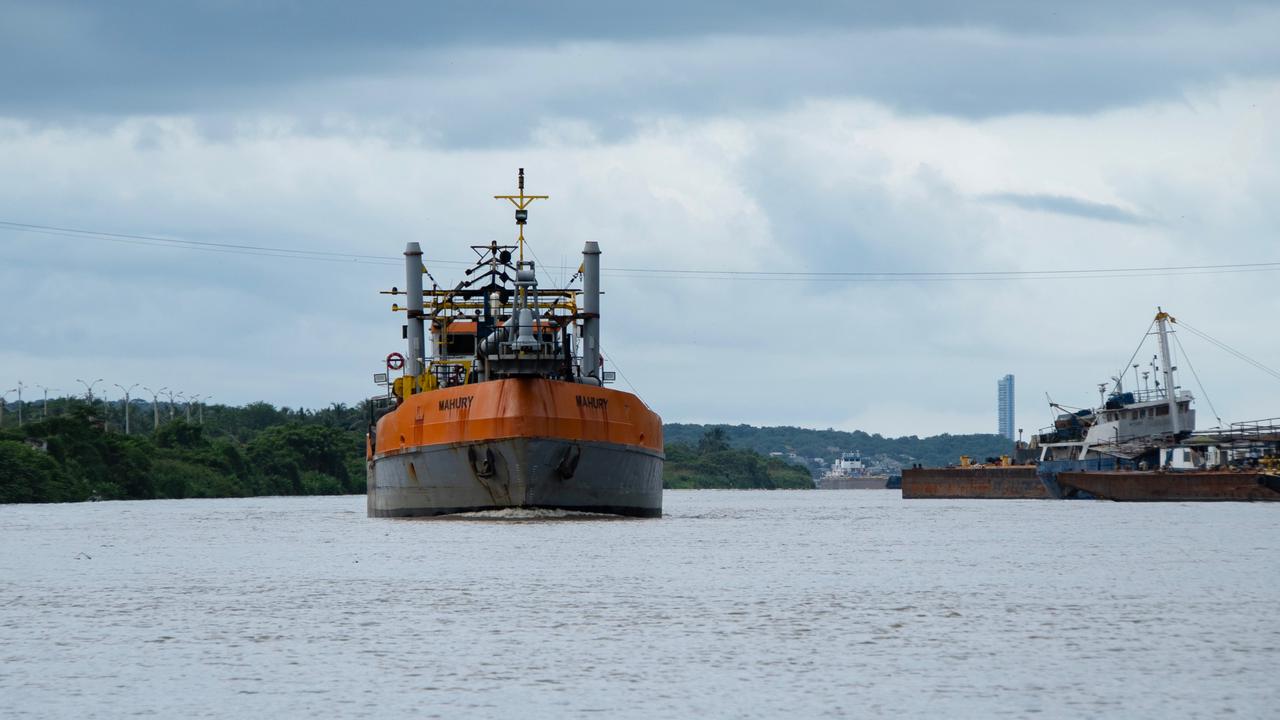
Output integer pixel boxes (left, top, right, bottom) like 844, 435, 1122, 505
405, 242, 426, 376
581, 241, 601, 382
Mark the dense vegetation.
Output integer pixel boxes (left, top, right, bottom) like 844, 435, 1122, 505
1, 398, 1009, 503
0, 401, 365, 504
664, 423, 1014, 468
664, 428, 813, 489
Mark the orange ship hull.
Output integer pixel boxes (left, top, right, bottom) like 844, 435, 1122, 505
368, 378, 664, 517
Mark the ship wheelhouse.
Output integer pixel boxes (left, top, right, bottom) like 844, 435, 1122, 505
1082, 390, 1196, 447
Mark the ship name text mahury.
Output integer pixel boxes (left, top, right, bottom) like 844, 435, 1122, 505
438, 396, 474, 412
577, 396, 608, 410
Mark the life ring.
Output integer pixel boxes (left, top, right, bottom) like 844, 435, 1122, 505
386, 352, 405, 370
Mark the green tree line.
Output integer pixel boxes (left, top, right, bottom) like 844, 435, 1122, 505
663, 423, 1015, 468
0, 401, 365, 503
663, 428, 814, 489
1, 399, 1008, 504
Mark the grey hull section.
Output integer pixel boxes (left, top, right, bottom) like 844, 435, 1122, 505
368, 438, 663, 518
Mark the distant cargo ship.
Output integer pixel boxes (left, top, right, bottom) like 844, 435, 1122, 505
816, 451, 889, 489
365, 170, 664, 517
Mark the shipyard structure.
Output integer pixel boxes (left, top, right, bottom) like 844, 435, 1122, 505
365, 171, 664, 517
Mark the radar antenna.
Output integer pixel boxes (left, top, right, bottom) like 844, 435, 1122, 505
494, 168, 549, 262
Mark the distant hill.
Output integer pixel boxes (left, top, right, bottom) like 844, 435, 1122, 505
663, 423, 1014, 469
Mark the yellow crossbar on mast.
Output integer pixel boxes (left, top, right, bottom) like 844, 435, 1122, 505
493, 168, 548, 262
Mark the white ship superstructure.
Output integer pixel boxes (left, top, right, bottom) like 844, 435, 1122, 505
817, 451, 888, 489
1035, 309, 1195, 463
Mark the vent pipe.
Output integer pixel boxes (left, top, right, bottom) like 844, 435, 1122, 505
405, 242, 425, 376
581, 241, 601, 382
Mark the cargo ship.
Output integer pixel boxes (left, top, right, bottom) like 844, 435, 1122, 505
366, 170, 664, 517
816, 451, 890, 489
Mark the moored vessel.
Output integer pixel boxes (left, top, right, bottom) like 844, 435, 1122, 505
1055, 470, 1280, 501
1032, 309, 1279, 500
902, 309, 1280, 501
901, 464, 1050, 499
366, 170, 664, 517
817, 451, 889, 489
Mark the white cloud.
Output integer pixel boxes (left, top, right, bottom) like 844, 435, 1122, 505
2, 78, 1279, 436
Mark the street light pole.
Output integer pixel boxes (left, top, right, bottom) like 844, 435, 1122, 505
36, 385, 58, 419
76, 378, 104, 402
15, 381, 23, 427
143, 386, 166, 431
114, 383, 139, 435
188, 394, 209, 424
164, 390, 181, 421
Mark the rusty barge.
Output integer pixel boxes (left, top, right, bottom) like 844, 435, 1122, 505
901, 465, 1051, 499
366, 170, 663, 518
901, 464, 1280, 501
1056, 471, 1280, 501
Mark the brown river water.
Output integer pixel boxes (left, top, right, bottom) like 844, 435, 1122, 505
3, 491, 1277, 718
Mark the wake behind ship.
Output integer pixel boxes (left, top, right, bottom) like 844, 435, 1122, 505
366, 170, 663, 517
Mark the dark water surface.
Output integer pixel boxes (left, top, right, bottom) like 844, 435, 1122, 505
3, 491, 1277, 718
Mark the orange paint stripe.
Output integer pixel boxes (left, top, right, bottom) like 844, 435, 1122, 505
374, 378, 663, 456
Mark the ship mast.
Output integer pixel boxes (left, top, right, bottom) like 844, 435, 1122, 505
494, 168, 549, 262
1155, 307, 1180, 434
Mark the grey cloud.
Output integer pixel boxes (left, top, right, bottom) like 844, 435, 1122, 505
0, 1, 1277, 134
269, 11, 1280, 150
729, 128, 999, 275
983, 192, 1150, 225
3, 12, 1279, 434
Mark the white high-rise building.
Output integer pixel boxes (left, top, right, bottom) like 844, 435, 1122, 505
997, 374, 1015, 441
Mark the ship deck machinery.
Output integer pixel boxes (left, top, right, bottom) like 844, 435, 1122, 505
366, 171, 664, 518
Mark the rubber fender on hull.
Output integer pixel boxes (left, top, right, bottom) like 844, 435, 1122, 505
557, 445, 582, 479
468, 445, 496, 478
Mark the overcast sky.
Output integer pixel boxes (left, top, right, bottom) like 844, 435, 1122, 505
2, 1, 1279, 437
